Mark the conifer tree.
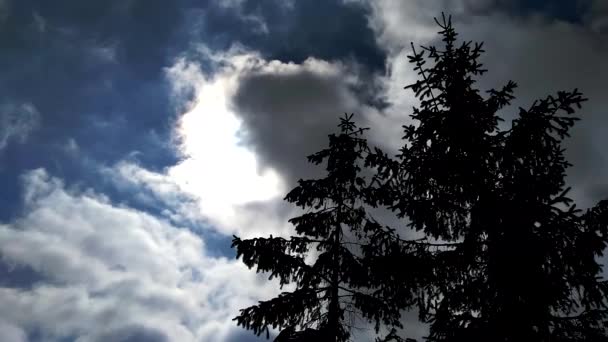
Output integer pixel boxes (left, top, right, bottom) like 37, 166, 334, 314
384, 13, 608, 341
232, 13, 608, 342
232, 115, 410, 341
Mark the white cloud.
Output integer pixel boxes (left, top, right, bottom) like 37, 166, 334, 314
105, 160, 203, 225
0, 103, 39, 151
162, 51, 293, 237
171, 62, 283, 207
0, 169, 280, 341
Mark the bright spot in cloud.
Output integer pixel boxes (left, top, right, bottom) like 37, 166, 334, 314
167, 56, 284, 229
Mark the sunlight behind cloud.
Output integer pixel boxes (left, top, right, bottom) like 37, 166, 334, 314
167, 58, 284, 229
159, 48, 386, 237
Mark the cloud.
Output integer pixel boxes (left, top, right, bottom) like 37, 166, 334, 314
5, 3, 607, 341
0, 320, 27, 342
0, 169, 280, 341
88, 4, 608, 340
215, 0, 269, 34
104, 160, 202, 226
0, 1, 185, 177
101, 47, 382, 239
0, 103, 39, 151
231, 54, 363, 184
162, 50, 290, 237
98, 44, 430, 340
93, 324, 169, 342
146, 45, 412, 240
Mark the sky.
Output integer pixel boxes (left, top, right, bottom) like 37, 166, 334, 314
1, 0, 608, 341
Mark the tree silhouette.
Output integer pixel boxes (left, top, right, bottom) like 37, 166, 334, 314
232, 13, 608, 342
232, 115, 412, 341
384, 13, 608, 341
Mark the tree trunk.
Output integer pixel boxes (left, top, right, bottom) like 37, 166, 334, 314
327, 207, 342, 342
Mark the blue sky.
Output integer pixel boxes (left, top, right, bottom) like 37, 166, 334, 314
1, 1, 608, 341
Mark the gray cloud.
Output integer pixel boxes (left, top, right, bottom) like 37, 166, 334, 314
93, 324, 169, 342
0, 320, 26, 342
232, 59, 362, 185
587, 0, 608, 32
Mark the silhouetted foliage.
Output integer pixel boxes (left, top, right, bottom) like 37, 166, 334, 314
378, 13, 608, 341
233, 13, 608, 342
232, 115, 415, 341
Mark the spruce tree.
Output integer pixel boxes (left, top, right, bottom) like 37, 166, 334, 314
232, 115, 410, 341
232, 13, 608, 341
385, 13, 608, 341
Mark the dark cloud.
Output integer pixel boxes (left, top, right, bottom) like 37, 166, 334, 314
232, 62, 360, 186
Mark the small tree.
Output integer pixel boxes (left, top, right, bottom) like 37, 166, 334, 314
386, 14, 608, 341
232, 115, 409, 341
